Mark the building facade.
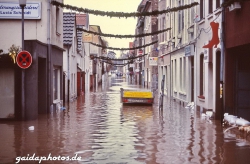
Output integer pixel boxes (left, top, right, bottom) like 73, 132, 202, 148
224, 1, 250, 121
0, 0, 64, 120
157, 0, 222, 119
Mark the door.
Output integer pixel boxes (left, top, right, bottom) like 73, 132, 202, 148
236, 54, 250, 120
38, 58, 47, 114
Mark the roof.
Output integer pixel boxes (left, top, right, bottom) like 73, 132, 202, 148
63, 12, 76, 45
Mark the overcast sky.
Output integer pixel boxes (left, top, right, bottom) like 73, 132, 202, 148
64, 0, 142, 55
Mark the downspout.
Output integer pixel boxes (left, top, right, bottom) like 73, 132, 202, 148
221, 0, 225, 122
82, 39, 86, 93
170, 54, 172, 99
67, 45, 70, 102
47, 0, 52, 112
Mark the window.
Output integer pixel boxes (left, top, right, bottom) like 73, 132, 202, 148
209, 0, 213, 14
178, 1, 181, 33
178, 0, 184, 33
216, 0, 220, 9
56, 7, 60, 34
190, 0, 194, 24
175, 59, 177, 90
162, 17, 166, 42
180, 58, 182, 90
159, 18, 162, 41
53, 67, 61, 100
183, 57, 186, 92
200, 0, 204, 19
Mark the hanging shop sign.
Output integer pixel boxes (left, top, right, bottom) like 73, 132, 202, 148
202, 21, 220, 48
0, 2, 41, 19
149, 57, 158, 66
138, 49, 143, 55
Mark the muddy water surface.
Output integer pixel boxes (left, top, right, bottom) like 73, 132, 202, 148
1, 75, 250, 164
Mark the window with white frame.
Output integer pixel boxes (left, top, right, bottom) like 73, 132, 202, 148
183, 57, 186, 92
180, 58, 182, 90
162, 17, 166, 42
178, 0, 184, 33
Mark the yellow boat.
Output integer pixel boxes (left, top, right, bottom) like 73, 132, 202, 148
120, 88, 154, 105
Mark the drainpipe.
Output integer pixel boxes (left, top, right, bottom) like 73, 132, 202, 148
221, 0, 225, 121
47, 0, 51, 112
170, 54, 172, 99
67, 45, 70, 102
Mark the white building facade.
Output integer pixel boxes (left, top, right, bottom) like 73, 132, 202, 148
157, 0, 223, 119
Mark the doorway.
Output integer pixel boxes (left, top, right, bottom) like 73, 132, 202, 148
215, 51, 223, 120
38, 57, 47, 114
191, 56, 194, 102
235, 53, 250, 120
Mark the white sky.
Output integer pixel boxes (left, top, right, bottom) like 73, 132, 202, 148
64, 0, 142, 55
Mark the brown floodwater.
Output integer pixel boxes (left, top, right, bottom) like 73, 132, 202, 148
1, 75, 250, 164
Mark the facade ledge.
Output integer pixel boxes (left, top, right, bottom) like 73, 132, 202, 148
179, 92, 186, 96
198, 18, 205, 25
198, 95, 205, 102
207, 14, 213, 20
214, 8, 222, 15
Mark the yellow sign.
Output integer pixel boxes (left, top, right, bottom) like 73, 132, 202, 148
82, 33, 93, 42
123, 91, 153, 98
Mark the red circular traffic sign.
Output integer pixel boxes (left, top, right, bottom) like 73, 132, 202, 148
16, 51, 32, 69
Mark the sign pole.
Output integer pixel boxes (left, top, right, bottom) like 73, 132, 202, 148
21, 3, 26, 120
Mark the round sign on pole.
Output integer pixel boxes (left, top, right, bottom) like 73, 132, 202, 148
16, 51, 32, 69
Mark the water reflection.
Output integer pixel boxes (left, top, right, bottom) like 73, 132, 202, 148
1, 75, 250, 164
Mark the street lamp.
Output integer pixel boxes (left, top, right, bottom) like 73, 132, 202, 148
19, 0, 26, 50
19, 0, 26, 120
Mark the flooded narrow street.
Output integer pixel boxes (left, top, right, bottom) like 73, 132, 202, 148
1, 74, 250, 164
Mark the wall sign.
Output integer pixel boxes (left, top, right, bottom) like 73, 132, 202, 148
149, 57, 158, 66
0, 2, 41, 19
185, 45, 194, 57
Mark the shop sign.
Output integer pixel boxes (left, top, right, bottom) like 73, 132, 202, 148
185, 45, 194, 57
0, 2, 41, 19
149, 57, 158, 66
